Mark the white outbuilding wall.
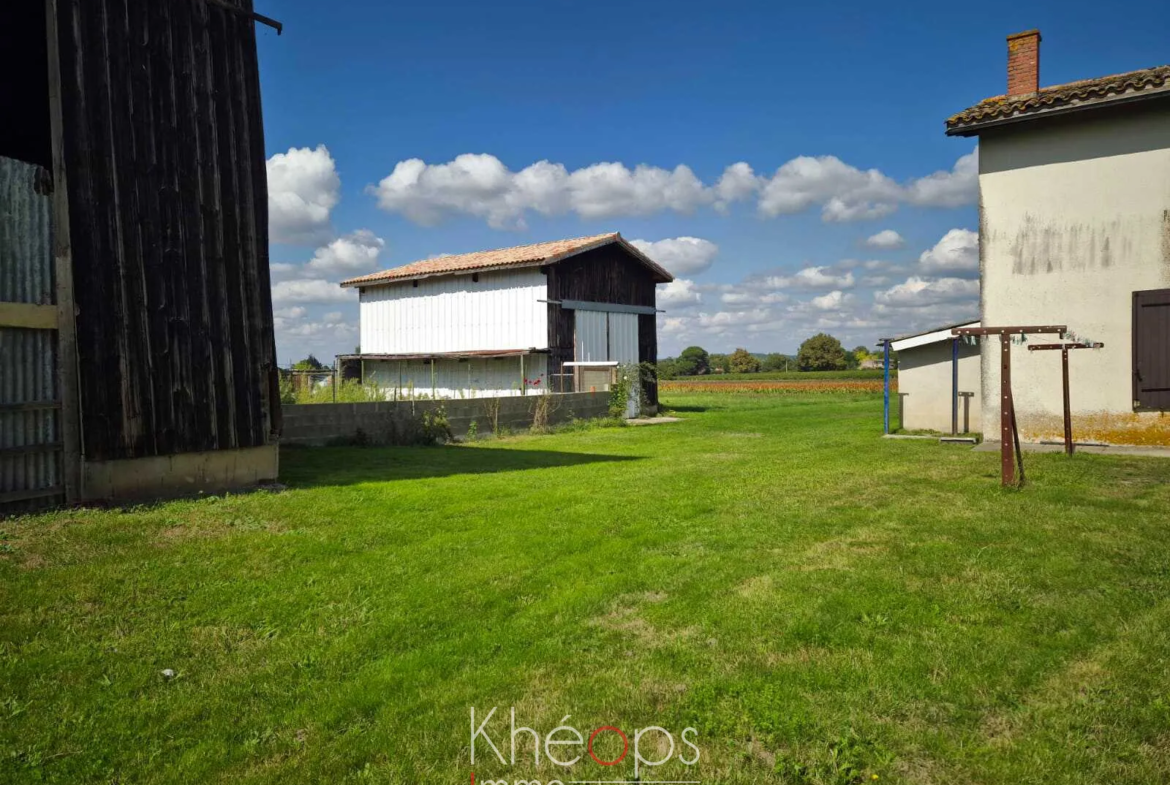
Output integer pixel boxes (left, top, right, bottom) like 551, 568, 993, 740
978, 104, 1170, 445
896, 340, 982, 433
364, 355, 548, 399
359, 268, 548, 354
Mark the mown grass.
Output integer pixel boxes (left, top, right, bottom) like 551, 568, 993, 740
671, 369, 890, 382
2, 391, 1169, 784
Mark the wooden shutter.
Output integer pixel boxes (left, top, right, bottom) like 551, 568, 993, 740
1133, 288, 1170, 410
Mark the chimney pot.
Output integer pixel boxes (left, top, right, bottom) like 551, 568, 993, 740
1007, 29, 1041, 96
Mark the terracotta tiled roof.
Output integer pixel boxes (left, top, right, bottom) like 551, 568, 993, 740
340, 232, 673, 287
946, 65, 1170, 135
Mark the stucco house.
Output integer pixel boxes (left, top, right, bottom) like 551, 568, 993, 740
339, 233, 672, 407
890, 322, 982, 434
946, 30, 1170, 446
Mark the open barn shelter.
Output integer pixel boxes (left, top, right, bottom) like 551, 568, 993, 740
1, 0, 280, 513
340, 234, 673, 409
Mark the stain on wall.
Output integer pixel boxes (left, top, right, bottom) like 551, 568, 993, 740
1006, 215, 1140, 276
1020, 410, 1170, 447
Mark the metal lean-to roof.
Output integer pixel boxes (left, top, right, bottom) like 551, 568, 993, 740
339, 232, 674, 287
889, 321, 980, 352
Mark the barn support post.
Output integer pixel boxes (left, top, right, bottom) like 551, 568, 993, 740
46, 0, 82, 504
951, 337, 959, 436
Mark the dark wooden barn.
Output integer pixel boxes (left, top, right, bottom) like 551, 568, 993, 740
0, 0, 280, 513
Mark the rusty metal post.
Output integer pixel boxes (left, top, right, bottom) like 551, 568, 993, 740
1000, 335, 1014, 487
1061, 346, 1073, 455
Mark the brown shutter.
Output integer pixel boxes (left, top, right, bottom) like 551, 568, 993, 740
1133, 288, 1170, 410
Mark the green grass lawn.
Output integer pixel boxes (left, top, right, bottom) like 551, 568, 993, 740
668, 369, 889, 382
3, 392, 1170, 784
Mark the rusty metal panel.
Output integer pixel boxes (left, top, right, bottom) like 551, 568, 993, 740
0, 156, 62, 514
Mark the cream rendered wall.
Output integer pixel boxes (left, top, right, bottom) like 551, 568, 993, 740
359, 268, 548, 354
978, 104, 1170, 445
897, 341, 982, 433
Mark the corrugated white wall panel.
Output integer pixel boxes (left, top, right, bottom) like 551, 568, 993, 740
574, 311, 608, 361
572, 310, 640, 363
359, 269, 548, 354
608, 312, 639, 363
365, 356, 548, 399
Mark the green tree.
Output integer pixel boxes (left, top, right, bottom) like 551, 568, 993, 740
676, 346, 710, 376
762, 353, 794, 372
708, 353, 729, 374
729, 348, 762, 374
292, 354, 327, 371
797, 333, 847, 371
656, 358, 681, 380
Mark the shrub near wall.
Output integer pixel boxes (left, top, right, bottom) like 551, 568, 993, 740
281, 393, 611, 446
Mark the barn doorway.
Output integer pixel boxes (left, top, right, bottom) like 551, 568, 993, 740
0, 0, 53, 169
0, 0, 64, 513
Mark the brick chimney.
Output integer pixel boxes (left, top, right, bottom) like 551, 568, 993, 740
1007, 29, 1041, 96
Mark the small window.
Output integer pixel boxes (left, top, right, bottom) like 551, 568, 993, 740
1133, 288, 1170, 410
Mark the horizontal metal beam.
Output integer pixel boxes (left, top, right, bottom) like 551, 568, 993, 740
0, 401, 61, 412
0, 302, 58, 330
203, 0, 283, 34
559, 299, 657, 316
0, 486, 64, 505
0, 442, 63, 457
1027, 342, 1104, 351
954, 325, 1066, 336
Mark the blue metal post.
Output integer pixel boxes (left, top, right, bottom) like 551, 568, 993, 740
882, 341, 890, 434
951, 337, 959, 435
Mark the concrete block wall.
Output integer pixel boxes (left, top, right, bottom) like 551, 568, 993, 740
281, 392, 611, 446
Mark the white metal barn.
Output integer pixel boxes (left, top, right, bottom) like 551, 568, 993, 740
339, 233, 673, 404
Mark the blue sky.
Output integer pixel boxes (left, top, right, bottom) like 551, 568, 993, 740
258, 0, 1170, 363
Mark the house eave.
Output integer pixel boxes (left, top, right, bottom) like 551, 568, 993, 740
945, 86, 1170, 137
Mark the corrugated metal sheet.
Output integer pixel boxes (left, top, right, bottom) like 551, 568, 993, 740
0, 158, 53, 305
1, 157, 61, 513
573, 310, 640, 364
365, 356, 548, 399
608, 312, 639, 363
360, 269, 547, 355
574, 311, 608, 362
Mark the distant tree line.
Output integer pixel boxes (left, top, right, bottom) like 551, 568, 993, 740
657, 334, 878, 378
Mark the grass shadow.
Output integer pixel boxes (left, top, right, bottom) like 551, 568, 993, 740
279, 444, 641, 488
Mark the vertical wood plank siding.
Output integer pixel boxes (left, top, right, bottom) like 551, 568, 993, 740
57, 0, 277, 461
545, 245, 660, 403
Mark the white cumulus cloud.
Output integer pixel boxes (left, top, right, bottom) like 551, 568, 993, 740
874, 276, 979, 308
631, 237, 719, 276
272, 278, 357, 306
918, 228, 979, 276
368, 149, 979, 228
305, 229, 386, 278
864, 229, 905, 250
657, 278, 702, 308
905, 151, 979, 209
267, 145, 341, 245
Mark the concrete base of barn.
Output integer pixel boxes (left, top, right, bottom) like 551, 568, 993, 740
83, 446, 280, 504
